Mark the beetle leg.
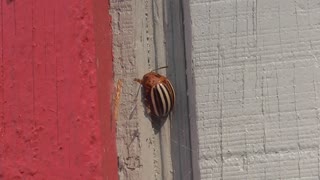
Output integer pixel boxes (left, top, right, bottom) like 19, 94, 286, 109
134, 78, 142, 84
143, 98, 152, 114
146, 107, 151, 114
146, 107, 152, 115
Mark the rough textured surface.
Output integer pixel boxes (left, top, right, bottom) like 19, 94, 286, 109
165, 0, 196, 179
188, 0, 320, 179
93, 0, 118, 179
0, 0, 117, 179
110, 0, 173, 179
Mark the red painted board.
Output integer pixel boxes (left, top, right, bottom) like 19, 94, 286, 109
93, 0, 119, 179
0, 0, 117, 179
93, 0, 118, 179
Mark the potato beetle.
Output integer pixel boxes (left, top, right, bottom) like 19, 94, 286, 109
134, 69, 175, 117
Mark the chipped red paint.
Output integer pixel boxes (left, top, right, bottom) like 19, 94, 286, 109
0, 0, 117, 179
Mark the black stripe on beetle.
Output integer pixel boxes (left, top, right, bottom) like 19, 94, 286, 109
163, 80, 175, 110
151, 84, 171, 116
134, 71, 175, 118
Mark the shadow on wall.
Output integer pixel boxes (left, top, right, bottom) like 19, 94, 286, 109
164, 0, 200, 180
135, 83, 167, 134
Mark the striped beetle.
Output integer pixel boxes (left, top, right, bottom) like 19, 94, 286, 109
134, 68, 175, 117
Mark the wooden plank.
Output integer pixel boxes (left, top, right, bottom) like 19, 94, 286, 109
0, 0, 117, 179
164, 0, 198, 179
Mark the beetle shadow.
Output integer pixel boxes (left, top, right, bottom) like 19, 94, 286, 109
136, 86, 166, 134
149, 115, 167, 134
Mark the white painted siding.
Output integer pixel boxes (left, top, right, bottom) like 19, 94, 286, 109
188, 0, 320, 179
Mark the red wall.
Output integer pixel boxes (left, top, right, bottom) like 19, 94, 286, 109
0, 0, 117, 179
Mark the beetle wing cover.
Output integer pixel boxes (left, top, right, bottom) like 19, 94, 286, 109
140, 72, 176, 117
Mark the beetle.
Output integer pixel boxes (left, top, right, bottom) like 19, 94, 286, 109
134, 68, 175, 118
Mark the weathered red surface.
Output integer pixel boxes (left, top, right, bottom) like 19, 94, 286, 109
93, 0, 118, 179
0, 0, 117, 179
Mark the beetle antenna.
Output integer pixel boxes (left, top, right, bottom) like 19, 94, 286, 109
151, 66, 168, 72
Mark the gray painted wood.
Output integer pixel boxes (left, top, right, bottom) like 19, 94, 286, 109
164, 0, 199, 179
